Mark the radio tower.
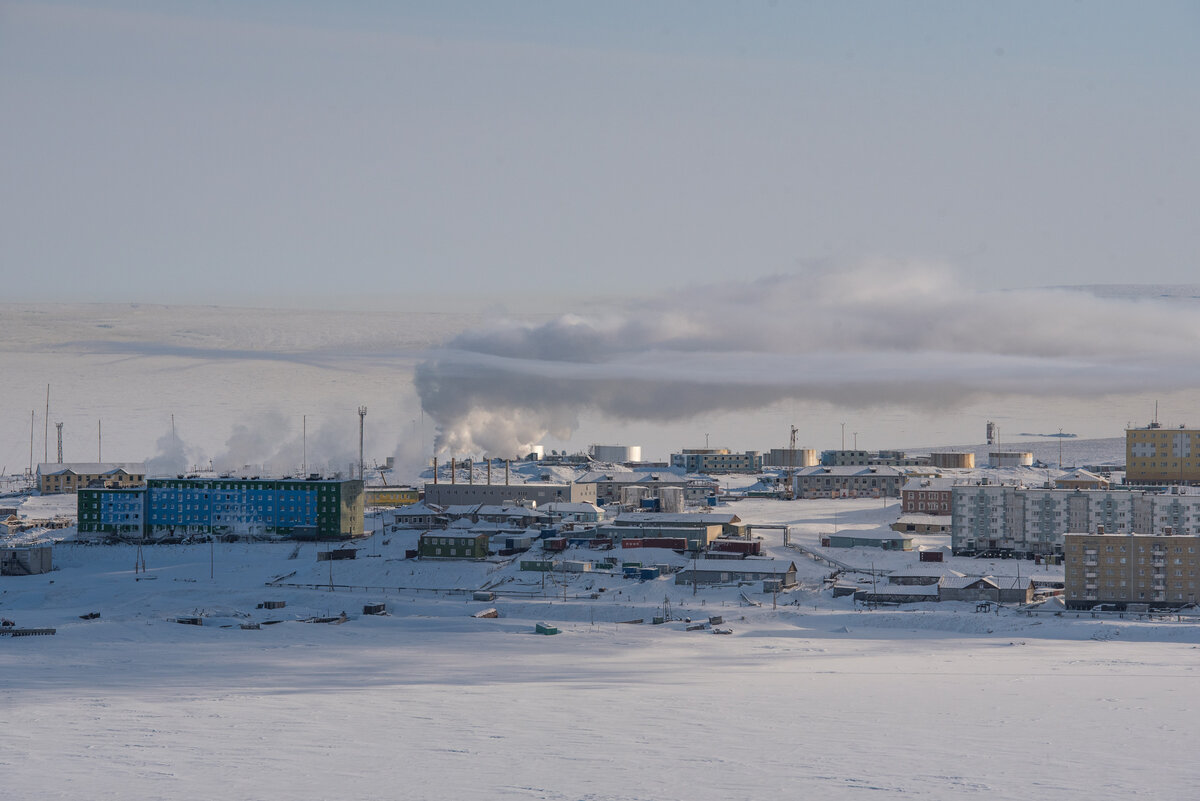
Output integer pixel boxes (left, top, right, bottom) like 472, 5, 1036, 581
358, 406, 367, 481
56, 422, 64, 464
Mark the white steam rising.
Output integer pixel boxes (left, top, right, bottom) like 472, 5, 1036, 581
415, 262, 1200, 456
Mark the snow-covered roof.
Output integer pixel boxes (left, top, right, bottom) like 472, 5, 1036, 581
37, 462, 145, 476
393, 501, 444, 515
475, 505, 548, 518
542, 502, 602, 513
863, 584, 940, 597
615, 512, 739, 525
1055, 468, 1108, 484
796, 465, 902, 477
901, 477, 960, 492
577, 470, 687, 485
685, 558, 796, 574
443, 504, 483, 516
887, 565, 965, 579
939, 575, 999, 590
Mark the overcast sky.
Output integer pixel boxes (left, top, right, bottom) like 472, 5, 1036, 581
2, 1, 1197, 308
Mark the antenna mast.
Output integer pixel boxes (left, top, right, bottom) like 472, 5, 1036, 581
358, 406, 367, 481
44, 384, 50, 463
56, 422, 63, 464
787, 424, 798, 500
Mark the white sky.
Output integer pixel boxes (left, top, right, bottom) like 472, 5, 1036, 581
2, 1, 1197, 307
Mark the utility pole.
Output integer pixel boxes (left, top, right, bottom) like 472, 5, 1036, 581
44, 385, 50, 463
358, 406, 367, 481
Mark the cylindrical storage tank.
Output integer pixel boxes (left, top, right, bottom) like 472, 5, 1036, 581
620, 486, 650, 506
989, 451, 1033, 468
930, 452, 976, 469
659, 487, 684, 513
591, 445, 642, 463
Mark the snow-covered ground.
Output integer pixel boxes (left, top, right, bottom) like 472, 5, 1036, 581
3, 496, 1198, 799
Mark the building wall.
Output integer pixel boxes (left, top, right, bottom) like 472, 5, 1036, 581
902, 488, 952, 513
39, 464, 146, 494
1126, 427, 1200, 484
952, 484, 1200, 555
419, 533, 488, 559
424, 482, 597, 506
670, 451, 763, 474
794, 467, 903, 499
1064, 532, 1200, 608
78, 478, 364, 539
364, 487, 419, 507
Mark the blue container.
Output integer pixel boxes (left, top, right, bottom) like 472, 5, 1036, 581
640, 497, 661, 511
639, 567, 661, 581
622, 566, 641, 577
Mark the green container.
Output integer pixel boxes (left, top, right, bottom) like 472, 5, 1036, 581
535, 622, 559, 635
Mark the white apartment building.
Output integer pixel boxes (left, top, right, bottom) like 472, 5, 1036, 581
952, 483, 1200, 556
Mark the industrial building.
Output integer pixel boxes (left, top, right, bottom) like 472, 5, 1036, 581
576, 471, 713, 505
364, 486, 420, 507
611, 511, 747, 538
1064, 530, 1200, 609
0, 545, 53, 576
78, 477, 364, 540
37, 462, 145, 494
674, 559, 797, 587
423, 481, 596, 507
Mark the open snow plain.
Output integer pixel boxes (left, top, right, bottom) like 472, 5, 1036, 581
4, 499, 1198, 800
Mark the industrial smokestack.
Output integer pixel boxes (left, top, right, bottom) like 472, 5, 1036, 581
432, 456, 438, 484
505, 459, 510, 486
451, 456, 457, 484
487, 460, 491, 484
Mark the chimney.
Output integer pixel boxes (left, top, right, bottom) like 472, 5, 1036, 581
451, 456, 456, 484
433, 456, 438, 484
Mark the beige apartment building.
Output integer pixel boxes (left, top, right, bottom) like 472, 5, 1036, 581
1126, 425, 1200, 484
1064, 530, 1200, 610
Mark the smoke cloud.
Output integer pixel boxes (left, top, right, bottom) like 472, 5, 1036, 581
415, 262, 1200, 455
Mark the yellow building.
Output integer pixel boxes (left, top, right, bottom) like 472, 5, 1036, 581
1064, 529, 1200, 609
37, 462, 145, 495
1126, 425, 1200, 484
363, 486, 420, 507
